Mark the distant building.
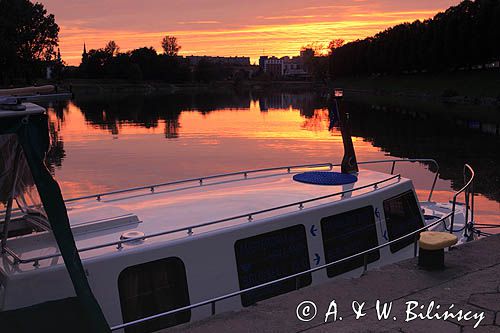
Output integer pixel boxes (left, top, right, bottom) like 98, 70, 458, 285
259, 53, 312, 79
259, 56, 268, 69
261, 57, 284, 77
185, 55, 256, 80
186, 56, 250, 66
283, 56, 309, 78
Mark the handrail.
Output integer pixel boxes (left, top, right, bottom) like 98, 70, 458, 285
0, 163, 334, 218
4, 173, 403, 266
449, 164, 475, 235
64, 163, 335, 203
356, 158, 439, 201
60, 158, 438, 204
110, 211, 453, 332
0, 158, 439, 217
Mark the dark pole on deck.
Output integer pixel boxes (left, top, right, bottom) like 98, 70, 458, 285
1, 146, 22, 253
330, 89, 358, 174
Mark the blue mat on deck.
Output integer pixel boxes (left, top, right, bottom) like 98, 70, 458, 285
293, 171, 357, 185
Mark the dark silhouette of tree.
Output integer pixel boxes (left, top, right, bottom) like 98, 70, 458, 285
0, 0, 59, 83
83, 49, 112, 78
301, 43, 324, 56
161, 35, 181, 56
79, 42, 191, 82
330, 0, 500, 77
194, 59, 231, 83
129, 47, 159, 79
328, 39, 344, 54
104, 41, 120, 56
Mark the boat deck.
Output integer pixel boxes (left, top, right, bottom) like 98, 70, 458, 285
4, 167, 406, 271
0, 103, 46, 117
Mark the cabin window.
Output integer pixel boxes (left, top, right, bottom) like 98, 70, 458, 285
118, 257, 190, 333
383, 191, 424, 253
235, 225, 311, 307
321, 206, 379, 278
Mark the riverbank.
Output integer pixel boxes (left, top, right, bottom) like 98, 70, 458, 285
56, 79, 322, 95
167, 234, 500, 333
6, 70, 499, 107
335, 71, 500, 107
63, 71, 500, 107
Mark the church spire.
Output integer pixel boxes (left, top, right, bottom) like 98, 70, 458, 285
82, 42, 88, 64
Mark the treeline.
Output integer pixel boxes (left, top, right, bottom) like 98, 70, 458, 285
330, 0, 500, 76
76, 40, 242, 83
80, 44, 189, 82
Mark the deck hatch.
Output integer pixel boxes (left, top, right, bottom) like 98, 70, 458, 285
118, 257, 190, 333
235, 225, 311, 307
321, 206, 380, 277
383, 190, 424, 253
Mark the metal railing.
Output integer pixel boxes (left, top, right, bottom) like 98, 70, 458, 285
3, 173, 403, 266
64, 163, 336, 203
110, 210, 454, 332
449, 164, 475, 236
59, 158, 439, 204
1, 158, 441, 266
0, 158, 439, 217
357, 158, 439, 201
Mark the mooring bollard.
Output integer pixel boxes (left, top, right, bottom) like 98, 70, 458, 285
418, 231, 458, 269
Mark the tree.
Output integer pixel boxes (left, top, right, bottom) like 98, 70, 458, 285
301, 42, 324, 56
130, 47, 158, 79
104, 40, 120, 56
161, 35, 181, 56
328, 39, 344, 54
84, 49, 112, 78
0, 0, 59, 83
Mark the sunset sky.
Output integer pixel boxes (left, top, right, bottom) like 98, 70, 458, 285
40, 0, 459, 66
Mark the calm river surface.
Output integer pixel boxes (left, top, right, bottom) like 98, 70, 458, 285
41, 91, 499, 230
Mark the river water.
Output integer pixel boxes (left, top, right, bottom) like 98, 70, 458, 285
41, 91, 499, 230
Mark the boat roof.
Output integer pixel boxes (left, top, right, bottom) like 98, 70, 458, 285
0, 103, 46, 118
3, 167, 409, 272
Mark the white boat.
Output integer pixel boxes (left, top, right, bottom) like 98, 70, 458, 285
0, 92, 476, 333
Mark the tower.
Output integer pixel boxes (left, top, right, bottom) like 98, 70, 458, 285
82, 43, 88, 64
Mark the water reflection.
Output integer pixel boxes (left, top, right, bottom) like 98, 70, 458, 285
342, 100, 500, 203
40, 91, 499, 227
72, 92, 253, 136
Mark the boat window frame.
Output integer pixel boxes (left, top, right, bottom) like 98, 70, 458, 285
382, 190, 424, 253
234, 224, 312, 307
320, 205, 380, 278
117, 256, 191, 333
